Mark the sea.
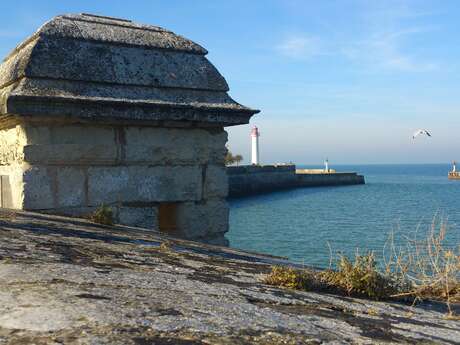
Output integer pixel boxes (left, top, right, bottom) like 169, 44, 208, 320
227, 164, 460, 268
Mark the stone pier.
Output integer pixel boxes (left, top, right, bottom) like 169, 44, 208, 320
228, 165, 365, 197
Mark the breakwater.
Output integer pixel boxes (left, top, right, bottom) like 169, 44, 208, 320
227, 165, 365, 197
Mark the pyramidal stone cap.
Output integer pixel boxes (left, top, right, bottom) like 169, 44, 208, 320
0, 13, 259, 126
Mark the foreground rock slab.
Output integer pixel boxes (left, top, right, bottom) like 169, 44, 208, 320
0, 210, 458, 344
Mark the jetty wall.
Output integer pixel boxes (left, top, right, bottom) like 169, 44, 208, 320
227, 165, 298, 197
228, 165, 364, 197
296, 170, 365, 187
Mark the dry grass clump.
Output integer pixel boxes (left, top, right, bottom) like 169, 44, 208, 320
321, 252, 399, 300
264, 266, 318, 291
265, 252, 397, 300
383, 218, 460, 314
90, 204, 114, 226
159, 240, 173, 252
264, 217, 459, 314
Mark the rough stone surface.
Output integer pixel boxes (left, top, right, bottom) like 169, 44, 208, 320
118, 206, 158, 230
124, 127, 227, 165
23, 144, 118, 165
204, 165, 229, 198
176, 199, 229, 240
0, 209, 458, 344
87, 165, 203, 205
56, 167, 86, 208
0, 13, 259, 126
22, 165, 55, 209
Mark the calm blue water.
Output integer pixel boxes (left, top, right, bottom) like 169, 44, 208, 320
228, 164, 460, 268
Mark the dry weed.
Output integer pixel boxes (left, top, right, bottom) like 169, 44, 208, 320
90, 205, 114, 226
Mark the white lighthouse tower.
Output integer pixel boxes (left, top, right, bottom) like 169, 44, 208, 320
251, 126, 260, 165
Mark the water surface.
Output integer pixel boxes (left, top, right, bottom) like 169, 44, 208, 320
228, 164, 460, 268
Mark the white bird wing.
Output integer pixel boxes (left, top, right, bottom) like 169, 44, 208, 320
412, 130, 422, 138
412, 129, 432, 139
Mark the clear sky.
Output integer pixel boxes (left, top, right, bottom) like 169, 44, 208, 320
0, 1, 459, 164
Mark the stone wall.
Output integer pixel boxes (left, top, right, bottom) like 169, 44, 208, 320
0, 122, 229, 244
228, 165, 298, 197
297, 171, 365, 187
228, 165, 365, 197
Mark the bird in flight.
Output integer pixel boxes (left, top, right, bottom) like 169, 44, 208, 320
412, 129, 431, 139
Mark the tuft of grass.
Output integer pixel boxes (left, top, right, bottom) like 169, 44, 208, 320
264, 266, 316, 291
321, 252, 398, 300
90, 205, 114, 226
264, 252, 397, 300
159, 240, 173, 252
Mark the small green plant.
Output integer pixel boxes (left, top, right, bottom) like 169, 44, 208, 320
90, 204, 114, 226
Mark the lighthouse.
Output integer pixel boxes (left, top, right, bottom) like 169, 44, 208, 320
251, 126, 260, 165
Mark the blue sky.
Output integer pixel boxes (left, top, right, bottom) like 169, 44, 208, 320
0, 1, 459, 164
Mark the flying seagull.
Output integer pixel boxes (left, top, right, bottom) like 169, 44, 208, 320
412, 129, 431, 139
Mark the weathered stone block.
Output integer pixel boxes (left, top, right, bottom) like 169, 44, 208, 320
56, 167, 86, 207
0, 127, 21, 147
49, 125, 116, 145
23, 145, 118, 165
124, 127, 211, 164
19, 125, 51, 145
208, 130, 228, 163
124, 145, 201, 165
87, 166, 202, 205
22, 166, 55, 209
0, 144, 22, 165
118, 206, 158, 230
175, 199, 229, 239
204, 165, 228, 198
0, 127, 23, 165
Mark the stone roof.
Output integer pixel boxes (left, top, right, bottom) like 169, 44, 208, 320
0, 14, 259, 126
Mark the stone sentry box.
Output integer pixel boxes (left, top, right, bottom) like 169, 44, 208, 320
0, 14, 258, 245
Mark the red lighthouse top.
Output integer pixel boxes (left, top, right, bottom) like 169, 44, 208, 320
251, 126, 260, 137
